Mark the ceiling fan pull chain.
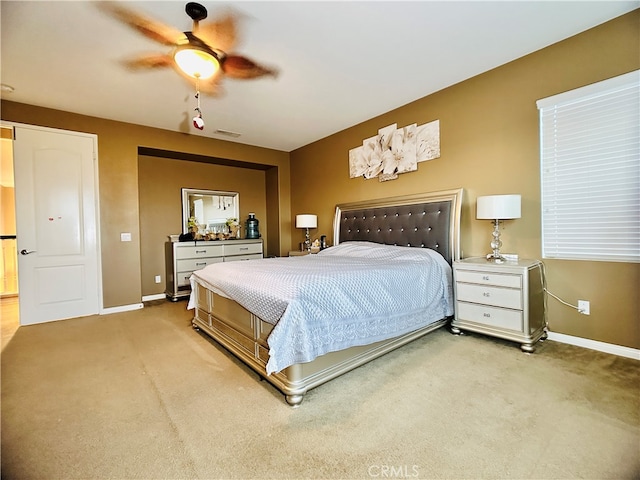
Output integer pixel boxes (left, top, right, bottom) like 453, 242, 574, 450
192, 76, 205, 130
195, 76, 201, 108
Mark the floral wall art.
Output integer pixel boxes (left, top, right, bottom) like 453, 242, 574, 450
349, 119, 440, 181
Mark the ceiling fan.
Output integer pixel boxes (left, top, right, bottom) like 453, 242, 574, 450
98, 1, 278, 95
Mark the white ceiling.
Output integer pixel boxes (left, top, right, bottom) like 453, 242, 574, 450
1, 1, 637, 152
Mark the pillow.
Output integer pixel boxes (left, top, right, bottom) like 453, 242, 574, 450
318, 241, 442, 263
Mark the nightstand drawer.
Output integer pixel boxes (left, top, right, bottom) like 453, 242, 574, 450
456, 283, 522, 310
457, 302, 523, 331
455, 270, 521, 288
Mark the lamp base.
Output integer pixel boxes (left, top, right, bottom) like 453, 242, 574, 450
486, 219, 505, 263
304, 228, 311, 252
486, 252, 506, 263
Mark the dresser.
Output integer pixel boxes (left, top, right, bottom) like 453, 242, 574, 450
165, 239, 263, 301
451, 257, 546, 352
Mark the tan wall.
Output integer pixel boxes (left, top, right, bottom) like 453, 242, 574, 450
138, 155, 267, 297
0, 104, 291, 308
289, 11, 640, 349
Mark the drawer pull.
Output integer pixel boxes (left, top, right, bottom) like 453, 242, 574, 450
239, 247, 249, 251
483, 313, 491, 318
195, 250, 207, 254
195, 262, 207, 266
483, 292, 491, 297
482, 275, 490, 281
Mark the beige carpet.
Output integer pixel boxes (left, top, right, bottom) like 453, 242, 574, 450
1, 299, 638, 480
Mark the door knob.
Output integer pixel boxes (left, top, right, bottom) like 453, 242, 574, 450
20, 249, 36, 255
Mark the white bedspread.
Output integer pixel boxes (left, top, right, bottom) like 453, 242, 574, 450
188, 241, 453, 374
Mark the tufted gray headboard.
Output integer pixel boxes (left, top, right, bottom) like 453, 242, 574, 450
333, 189, 463, 265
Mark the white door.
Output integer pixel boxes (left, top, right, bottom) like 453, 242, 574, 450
13, 125, 101, 325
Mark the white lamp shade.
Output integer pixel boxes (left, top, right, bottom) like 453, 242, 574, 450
174, 48, 220, 79
296, 214, 317, 229
477, 195, 521, 220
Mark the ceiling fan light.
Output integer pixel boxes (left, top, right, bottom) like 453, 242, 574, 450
174, 47, 219, 79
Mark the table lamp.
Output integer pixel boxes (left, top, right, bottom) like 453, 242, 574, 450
296, 214, 317, 252
476, 194, 521, 262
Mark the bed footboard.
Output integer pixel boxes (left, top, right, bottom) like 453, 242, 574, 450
191, 282, 447, 406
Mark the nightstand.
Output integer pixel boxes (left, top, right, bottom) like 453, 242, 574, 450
451, 257, 546, 352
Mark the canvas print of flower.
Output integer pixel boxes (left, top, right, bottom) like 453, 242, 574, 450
349, 120, 439, 180
416, 120, 440, 162
377, 123, 398, 177
362, 134, 384, 179
349, 145, 366, 178
377, 124, 396, 152
349, 135, 384, 179
389, 123, 418, 174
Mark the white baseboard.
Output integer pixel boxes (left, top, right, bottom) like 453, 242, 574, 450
100, 303, 144, 315
142, 294, 166, 302
547, 331, 640, 361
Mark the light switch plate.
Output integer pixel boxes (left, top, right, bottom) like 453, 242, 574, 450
120, 232, 132, 242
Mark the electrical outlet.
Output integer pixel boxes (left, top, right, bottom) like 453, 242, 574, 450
154, 275, 161, 284
578, 300, 590, 315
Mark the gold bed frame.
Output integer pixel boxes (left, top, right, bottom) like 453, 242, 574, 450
191, 188, 463, 406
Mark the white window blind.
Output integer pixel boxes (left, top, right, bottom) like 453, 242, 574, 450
537, 70, 640, 263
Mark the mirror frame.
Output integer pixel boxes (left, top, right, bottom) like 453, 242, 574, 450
181, 188, 240, 234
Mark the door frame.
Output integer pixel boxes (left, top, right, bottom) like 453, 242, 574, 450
1, 121, 104, 316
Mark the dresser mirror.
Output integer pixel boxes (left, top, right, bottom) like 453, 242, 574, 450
182, 188, 239, 234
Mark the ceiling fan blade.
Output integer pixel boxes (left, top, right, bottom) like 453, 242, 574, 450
195, 11, 241, 53
123, 54, 174, 70
97, 2, 186, 46
221, 55, 279, 80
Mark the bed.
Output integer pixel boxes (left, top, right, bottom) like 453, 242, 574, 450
188, 188, 463, 406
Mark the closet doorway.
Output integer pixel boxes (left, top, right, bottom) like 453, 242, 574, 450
1, 126, 18, 347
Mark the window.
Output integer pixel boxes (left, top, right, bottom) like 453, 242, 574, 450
537, 70, 640, 262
